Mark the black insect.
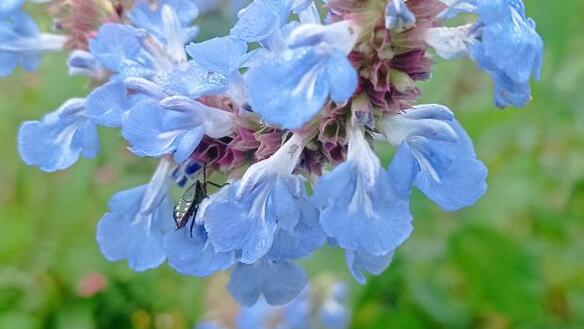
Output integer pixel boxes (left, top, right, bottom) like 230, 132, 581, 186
173, 164, 225, 235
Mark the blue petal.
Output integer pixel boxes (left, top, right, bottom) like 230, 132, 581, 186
405, 120, 488, 211
96, 185, 175, 271
122, 100, 175, 157
0, 12, 43, 76
385, 0, 416, 30
186, 36, 248, 75
313, 162, 413, 256
164, 222, 235, 277
73, 120, 100, 159
227, 259, 307, 306
345, 249, 394, 284
0, 52, 18, 77
0, 0, 24, 17
162, 61, 229, 98
86, 81, 129, 127
230, 0, 289, 42
468, 0, 543, 108
129, 0, 199, 43
173, 127, 204, 163
387, 143, 418, 198
18, 99, 99, 172
122, 98, 206, 161
385, 104, 488, 211
267, 177, 301, 230
246, 47, 329, 129
89, 23, 155, 79
325, 52, 357, 103
267, 199, 326, 260
204, 182, 278, 264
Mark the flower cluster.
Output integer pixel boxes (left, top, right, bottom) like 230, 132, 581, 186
11, 0, 543, 306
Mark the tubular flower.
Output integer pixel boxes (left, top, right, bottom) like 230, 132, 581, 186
12, 0, 543, 306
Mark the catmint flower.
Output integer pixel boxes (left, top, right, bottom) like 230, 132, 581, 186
85, 81, 133, 127
246, 20, 360, 129
164, 221, 236, 277
313, 127, 413, 257
426, 0, 543, 107
382, 104, 488, 210
18, 98, 99, 172
385, 0, 416, 31
88, 24, 159, 80
0, 11, 66, 77
162, 36, 251, 99
96, 159, 175, 271
164, 186, 236, 277
204, 134, 316, 263
122, 96, 234, 163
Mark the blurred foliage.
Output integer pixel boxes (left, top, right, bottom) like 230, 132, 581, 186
1, 0, 583, 328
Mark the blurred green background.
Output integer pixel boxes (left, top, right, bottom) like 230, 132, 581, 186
1, 0, 583, 328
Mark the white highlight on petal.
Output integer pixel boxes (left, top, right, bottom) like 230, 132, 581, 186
159, 96, 235, 138
347, 127, 381, 189
1, 33, 66, 53
288, 20, 361, 54
139, 157, 173, 215
424, 25, 473, 60
236, 134, 305, 199
161, 4, 187, 63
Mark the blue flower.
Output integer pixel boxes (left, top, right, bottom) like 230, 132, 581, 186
245, 21, 359, 129
345, 249, 394, 284
385, 0, 416, 31
89, 23, 158, 80
227, 259, 307, 306
128, 0, 199, 45
18, 98, 99, 172
96, 159, 175, 271
164, 221, 236, 277
426, 0, 543, 108
266, 198, 326, 261
469, 0, 543, 108
0, 11, 65, 77
204, 177, 312, 264
86, 81, 131, 127
161, 36, 252, 99
122, 96, 233, 163
161, 62, 230, 98
313, 128, 413, 257
204, 135, 315, 264
230, 0, 292, 43
185, 36, 250, 77
383, 104, 488, 211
